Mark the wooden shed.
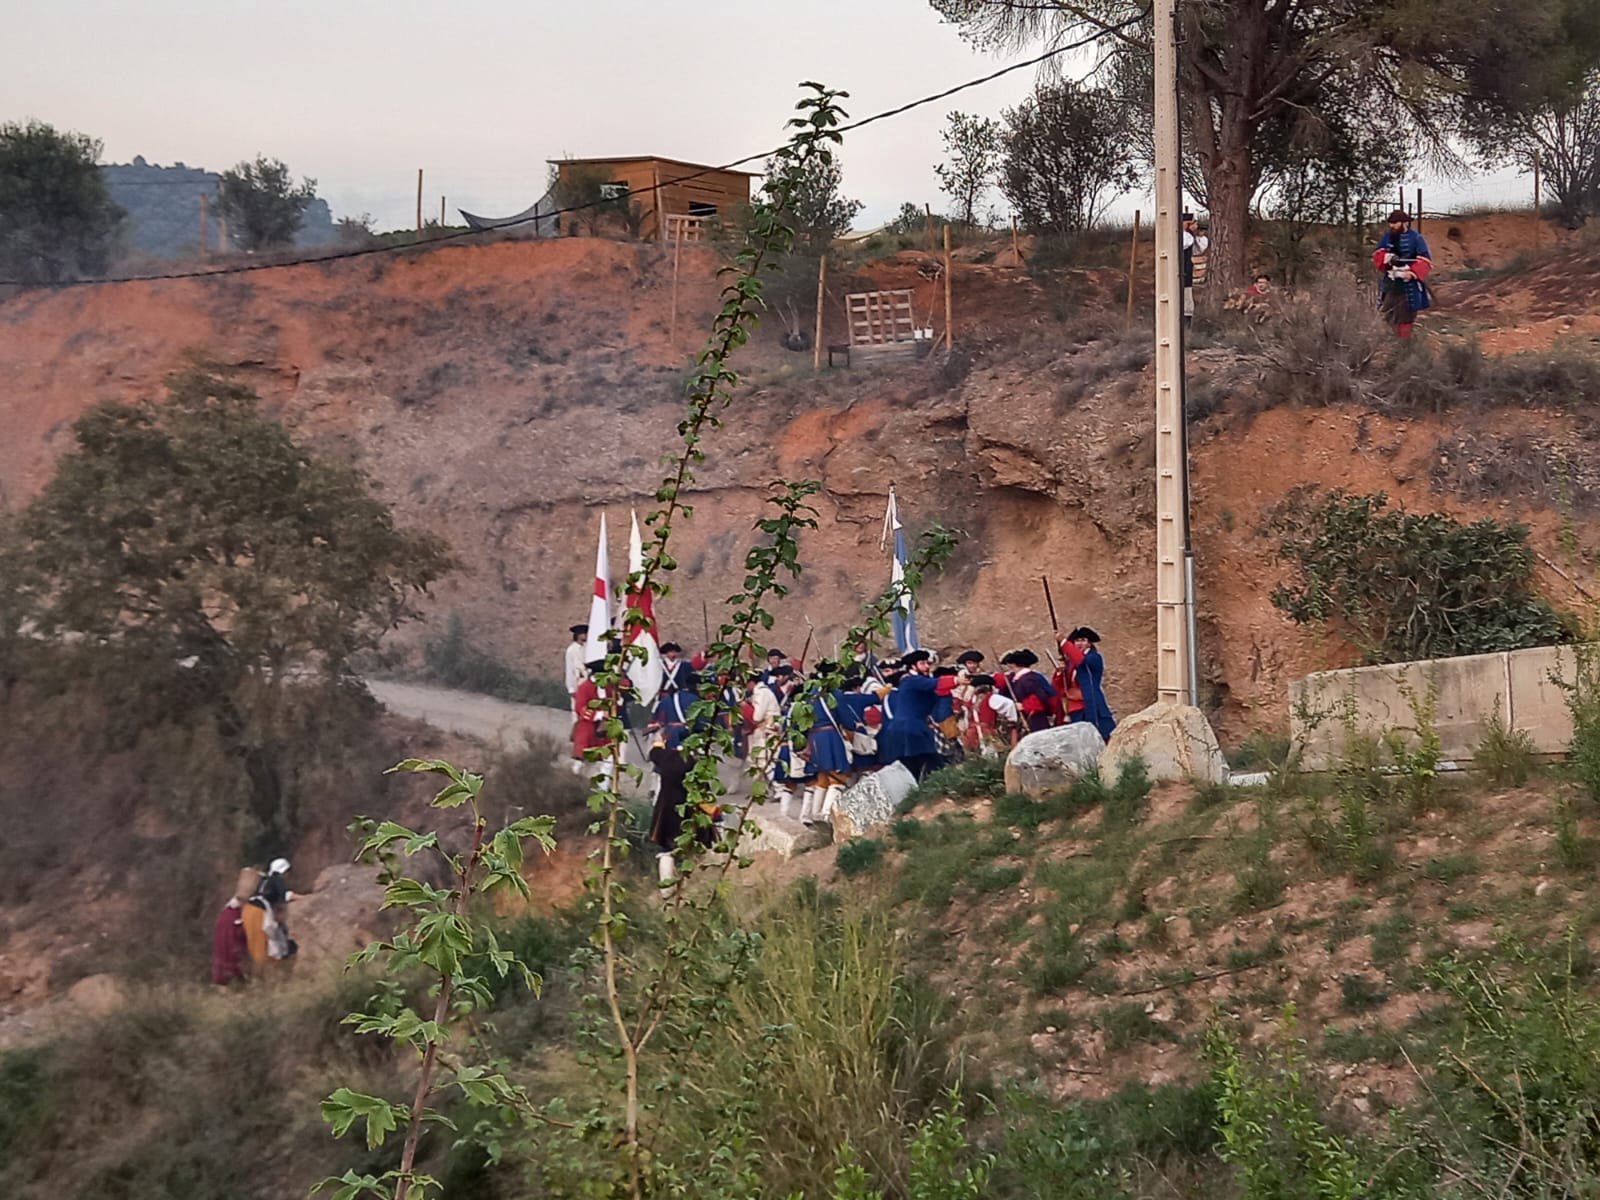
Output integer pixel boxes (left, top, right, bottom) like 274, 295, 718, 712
548, 156, 756, 243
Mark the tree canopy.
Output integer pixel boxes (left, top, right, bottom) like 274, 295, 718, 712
1000, 79, 1138, 237
0, 120, 124, 283
934, 0, 1600, 290
765, 152, 863, 252
12, 370, 454, 689
215, 155, 318, 251
935, 111, 1003, 227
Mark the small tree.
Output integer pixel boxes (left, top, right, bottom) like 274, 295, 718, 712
763, 152, 862, 253
934, 111, 1002, 228
215, 155, 317, 251
1488, 70, 1600, 227
1000, 80, 1138, 239
8, 370, 455, 841
1266, 488, 1571, 664
0, 120, 124, 283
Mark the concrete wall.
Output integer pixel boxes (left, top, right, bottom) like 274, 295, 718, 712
1289, 645, 1583, 769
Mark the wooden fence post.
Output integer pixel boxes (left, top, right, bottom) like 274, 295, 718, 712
943, 224, 954, 349
814, 255, 827, 370
1126, 209, 1142, 328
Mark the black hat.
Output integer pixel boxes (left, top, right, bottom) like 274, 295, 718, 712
770, 664, 794, 678
814, 659, 839, 675
933, 665, 958, 678
767, 648, 786, 660
968, 673, 996, 689
1387, 209, 1410, 224
1010, 649, 1040, 668
1181, 211, 1195, 222
1066, 627, 1102, 644
998, 651, 1018, 667
901, 649, 932, 666
660, 641, 682, 654
956, 649, 985, 664
569, 623, 589, 635
841, 672, 864, 689
585, 659, 606, 673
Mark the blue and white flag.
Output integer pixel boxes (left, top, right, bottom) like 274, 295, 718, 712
881, 486, 919, 652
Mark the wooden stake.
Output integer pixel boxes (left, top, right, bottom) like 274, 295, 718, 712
668, 225, 682, 349
925, 203, 935, 252
1534, 150, 1543, 252
440, 196, 446, 227
1011, 219, 1020, 263
1415, 187, 1423, 232
199, 193, 208, 257
1126, 209, 1142, 329
813, 255, 827, 370
416, 169, 424, 236
217, 215, 227, 252
942, 224, 954, 349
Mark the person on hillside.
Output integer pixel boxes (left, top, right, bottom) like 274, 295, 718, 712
760, 648, 787, 686
749, 663, 796, 812
1181, 213, 1209, 326
1001, 650, 1057, 734
931, 665, 965, 764
564, 624, 589, 714
660, 642, 698, 697
572, 659, 626, 783
801, 662, 862, 825
210, 866, 259, 985
257, 858, 298, 962
1063, 627, 1117, 741
968, 674, 1020, 754
878, 650, 959, 781
647, 727, 716, 885
1373, 210, 1433, 338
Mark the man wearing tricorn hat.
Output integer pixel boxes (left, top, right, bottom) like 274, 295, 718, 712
1373, 209, 1433, 338
877, 649, 959, 781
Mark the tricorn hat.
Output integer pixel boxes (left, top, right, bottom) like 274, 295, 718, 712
967, 673, 995, 688
569, 623, 589, 634
1009, 648, 1040, 668
901, 649, 933, 666
956, 649, 985, 664
660, 641, 682, 654
1067, 627, 1102, 644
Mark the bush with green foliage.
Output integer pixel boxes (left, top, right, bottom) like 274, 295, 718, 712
901, 756, 1006, 811
1474, 701, 1540, 786
215, 155, 318, 251
422, 614, 569, 707
1266, 488, 1571, 664
836, 836, 886, 876
0, 119, 124, 283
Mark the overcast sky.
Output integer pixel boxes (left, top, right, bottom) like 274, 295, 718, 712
4, 0, 1530, 231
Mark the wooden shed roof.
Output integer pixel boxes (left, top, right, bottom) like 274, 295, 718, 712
547, 155, 761, 177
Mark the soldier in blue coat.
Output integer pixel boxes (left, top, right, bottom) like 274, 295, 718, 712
1066, 627, 1117, 741
877, 650, 958, 781
800, 662, 865, 825
1372, 209, 1433, 338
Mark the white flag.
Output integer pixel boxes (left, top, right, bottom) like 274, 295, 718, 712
583, 513, 611, 663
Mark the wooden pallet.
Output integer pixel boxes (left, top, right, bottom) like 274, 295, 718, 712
845, 288, 916, 346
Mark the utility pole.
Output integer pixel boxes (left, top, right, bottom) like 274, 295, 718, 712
1152, 0, 1195, 706
199, 193, 208, 257
416, 169, 424, 236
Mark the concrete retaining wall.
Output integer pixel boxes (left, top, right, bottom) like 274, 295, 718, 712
1289, 645, 1583, 769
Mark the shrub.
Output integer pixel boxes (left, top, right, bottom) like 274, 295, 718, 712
1555, 642, 1600, 805
837, 837, 887, 877
1339, 973, 1389, 1012
423, 613, 570, 707
1265, 488, 1571, 664
901, 757, 1006, 812
1098, 1002, 1171, 1051
1475, 702, 1539, 786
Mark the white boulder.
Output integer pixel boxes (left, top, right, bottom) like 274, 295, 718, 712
830, 761, 917, 841
1003, 723, 1108, 795
1099, 702, 1228, 785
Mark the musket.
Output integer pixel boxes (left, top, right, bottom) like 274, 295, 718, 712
797, 620, 815, 670
701, 599, 712, 652
1041, 577, 1060, 636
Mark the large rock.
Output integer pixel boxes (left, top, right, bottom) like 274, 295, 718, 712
735, 811, 831, 858
1003, 723, 1108, 795
1099, 702, 1228, 785
830, 762, 917, 841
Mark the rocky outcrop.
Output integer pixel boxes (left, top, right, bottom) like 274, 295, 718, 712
1100, 703, 1228, 786
830, 762, 917, 841
1004, 723, 1107, 795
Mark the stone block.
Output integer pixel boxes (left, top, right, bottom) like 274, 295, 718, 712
1100, 702, 1227, 785
830, 762, 917, 841
1003, 723, 1107, 795
737, 811, 831, 858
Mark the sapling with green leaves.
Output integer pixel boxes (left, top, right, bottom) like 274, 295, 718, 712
316, 758, 556, 1200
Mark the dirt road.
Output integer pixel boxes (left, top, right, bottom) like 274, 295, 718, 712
365, 679, 573, 748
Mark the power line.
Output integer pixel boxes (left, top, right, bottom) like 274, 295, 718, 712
2, 19, 1138, 290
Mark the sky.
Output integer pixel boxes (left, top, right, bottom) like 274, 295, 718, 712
3, 0, 1533, 233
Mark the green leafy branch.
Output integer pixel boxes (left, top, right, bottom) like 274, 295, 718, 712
314, 758, 556, 1200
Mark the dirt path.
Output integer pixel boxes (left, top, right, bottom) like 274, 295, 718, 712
365, 679, 573, 748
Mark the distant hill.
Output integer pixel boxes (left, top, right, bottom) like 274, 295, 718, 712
101, 156, 336, 258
